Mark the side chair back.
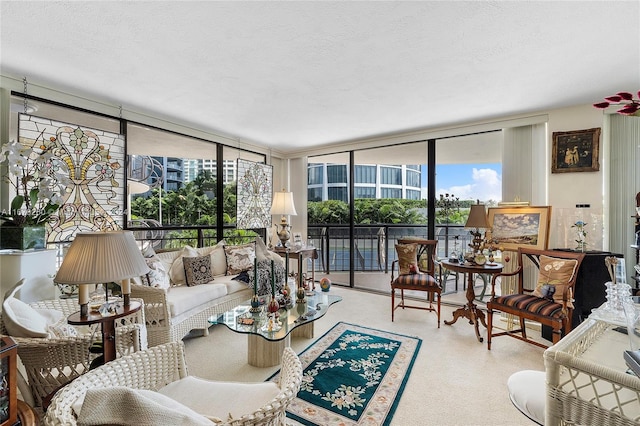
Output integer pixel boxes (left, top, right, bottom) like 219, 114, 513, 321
390, 238, 441, 327
486, 247, 585, 349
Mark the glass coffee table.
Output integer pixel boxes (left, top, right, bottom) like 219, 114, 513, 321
209, 292, 342, 367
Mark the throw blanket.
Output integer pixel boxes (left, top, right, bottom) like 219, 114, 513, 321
233, 259, 286, 296
77, 387, 216, 426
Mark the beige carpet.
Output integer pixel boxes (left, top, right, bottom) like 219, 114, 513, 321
183, 286, 543, 425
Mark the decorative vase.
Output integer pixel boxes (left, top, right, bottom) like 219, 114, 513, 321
267, 296, 279, 314
0, 226, 46, 250
296, 286, 306, 304
320, 277, 331, 292
249, 294, 261, 313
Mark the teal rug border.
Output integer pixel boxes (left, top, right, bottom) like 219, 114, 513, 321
267, 321, 422, 426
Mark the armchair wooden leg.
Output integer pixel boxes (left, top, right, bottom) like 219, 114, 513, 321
487, 308, 493, 350
436, 293, 441, 328
520, 318, 527, 340
391, 288, 395, 322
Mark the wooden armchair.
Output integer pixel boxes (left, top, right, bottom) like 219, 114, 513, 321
486, 247, 585, 349
391, 239, 441, 327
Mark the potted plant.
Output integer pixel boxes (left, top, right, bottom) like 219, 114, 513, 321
0, 136, 65, 250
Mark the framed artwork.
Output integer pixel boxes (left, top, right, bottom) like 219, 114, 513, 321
486, 206, 552, 251
236, 159, 273, 229
551, 128, 601, 173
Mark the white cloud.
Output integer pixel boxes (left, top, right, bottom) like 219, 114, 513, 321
434, 167, 502, 203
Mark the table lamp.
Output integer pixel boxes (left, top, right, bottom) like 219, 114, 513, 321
54, 231, 149, 318
465, 201, 491, 253
270, 189, 297, 247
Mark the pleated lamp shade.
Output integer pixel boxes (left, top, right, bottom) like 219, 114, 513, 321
465, 204, 490, 229
55, 231, 149, 285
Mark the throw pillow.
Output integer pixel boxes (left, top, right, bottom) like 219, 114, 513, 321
532, 255, 579, 308
143, 256, 171, 291
210, 246, 228, 277
395, 243, 418, 276
224, 243, 256, 275
169, 246, 199, 286
183, 255, 214, 286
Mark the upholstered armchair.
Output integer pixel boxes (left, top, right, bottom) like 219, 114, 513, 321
486, 247, 585, 349
390, 238, 441, 326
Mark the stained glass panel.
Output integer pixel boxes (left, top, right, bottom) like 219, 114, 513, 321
18, 114, 125, 243
236, 159, 272, 229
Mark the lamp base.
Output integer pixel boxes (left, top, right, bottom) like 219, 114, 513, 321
277, 223, 291, 247
469, 229, 484, 253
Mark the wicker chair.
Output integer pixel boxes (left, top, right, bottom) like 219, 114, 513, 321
0, 297, 147, 410
44, 341, 304, 426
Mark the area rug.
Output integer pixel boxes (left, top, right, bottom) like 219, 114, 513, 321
268, 321, 421, 426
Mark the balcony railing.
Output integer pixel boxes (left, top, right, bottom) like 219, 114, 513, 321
308, 224, 471, 274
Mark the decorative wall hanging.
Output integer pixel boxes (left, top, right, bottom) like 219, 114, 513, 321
18, 114, 125, 243
551, 128, 601, 173
236, 159, 273, 229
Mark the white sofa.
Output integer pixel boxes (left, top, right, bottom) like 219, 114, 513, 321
131, 239, 284, 347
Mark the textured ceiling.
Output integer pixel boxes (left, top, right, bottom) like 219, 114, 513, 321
1, 1, 639, 153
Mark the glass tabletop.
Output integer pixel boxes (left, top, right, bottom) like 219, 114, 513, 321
209, 292, 342, 342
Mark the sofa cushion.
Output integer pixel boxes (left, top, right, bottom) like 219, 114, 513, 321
159, 375, 280, 421
167, 284, 228, 318
507, 370, 545, 425
183, 255, 214, 287
210, 245, 228, 277
224, 243, 256, 275
169, 246, 199, 286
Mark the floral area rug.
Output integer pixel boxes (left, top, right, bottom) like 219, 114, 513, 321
268, 321, 421, 426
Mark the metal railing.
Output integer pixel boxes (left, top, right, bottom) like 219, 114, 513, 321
308, 223, 471, 274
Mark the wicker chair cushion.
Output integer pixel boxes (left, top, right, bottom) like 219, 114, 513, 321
74, 386, 214, 425
2, 296, 62, 338
493, 294, 565, 319
395, 243, 418, 275
393, 273, 439, 289
158, 376, 280, 421
183, 255, 214, 286
531, 255, 579, 309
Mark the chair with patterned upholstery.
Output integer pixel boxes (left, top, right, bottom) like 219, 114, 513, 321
486, 247, 585, 349
391, 238, 441, 327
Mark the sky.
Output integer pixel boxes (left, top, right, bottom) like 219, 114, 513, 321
421, 163, 502, 204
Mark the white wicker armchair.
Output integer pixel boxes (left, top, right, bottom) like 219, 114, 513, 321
44, 341, 303, 426
0, 297, 147, 410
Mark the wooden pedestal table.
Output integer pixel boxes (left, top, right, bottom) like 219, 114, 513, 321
210, 293, 341, 367
67, 301, 142, 363
441, 260, 503, 342
273, 247, 318, 290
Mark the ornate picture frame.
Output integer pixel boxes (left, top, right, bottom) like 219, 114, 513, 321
487, 206, 552, 251
551, 128, 601, 173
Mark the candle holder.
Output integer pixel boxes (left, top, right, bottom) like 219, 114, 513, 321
249, 294, 262, 313
268, 295, 280, 314
296, 285, 306, 304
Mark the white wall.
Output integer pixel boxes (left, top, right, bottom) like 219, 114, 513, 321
546, 105, 607, 249
283, 104, 617, 252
